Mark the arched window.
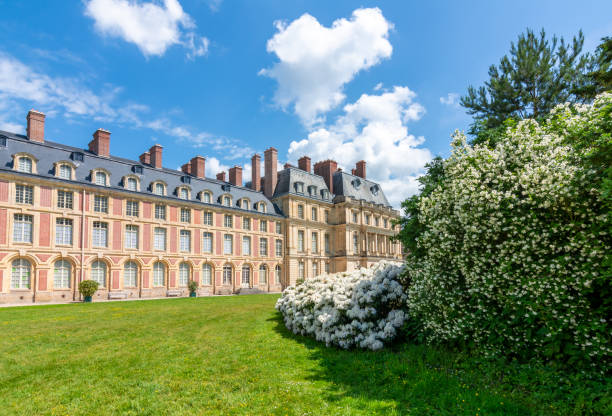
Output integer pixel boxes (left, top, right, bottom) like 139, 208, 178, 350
222, 264, 233, 285
153, 262, 165, 286
178, 187, 189, 200
179, 262, 190, 286
58, 164, 72, 180
241, 265, 251, 287
223, 195, 231, 206
256, 202, 266, 213
126, 177, 138, 191
259, 264, 267, 284
202, 192, 211, 203
124, 261, 138, 287
275, 265, 281, 284
153, 182, 165, 196
95, 171, 107, 186
11, 258, 31, 289
18, 157, 33, 173
54, 259, 71, 289
240, 199, 250, 210
91, 260, 106, 288
202, 264, 212, 285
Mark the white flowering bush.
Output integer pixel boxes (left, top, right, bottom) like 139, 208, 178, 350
275, 261, 407, 350
406, 94, 612, 369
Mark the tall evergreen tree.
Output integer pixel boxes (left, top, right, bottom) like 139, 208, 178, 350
575, 36, 612, 100
461, 29, 590, 146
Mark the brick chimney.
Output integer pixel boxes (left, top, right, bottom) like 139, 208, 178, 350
356, 160, 366, 179
26, 110, 45, 143
251, 154, 261, 191
139, 151, 151, 165
229, 165, 242, 186
181, 163, 192, 175
298, 156, 311, 173
284, 163, 293, 169
216, 171, 226, 182
351, 168, 357, 175
190, 156, 205, 178
149, 144, 163, 169
264, 147, 278, 198
88, 129, 110, 157
314, 159, 338, 194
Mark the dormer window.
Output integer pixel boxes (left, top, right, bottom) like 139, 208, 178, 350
0, 135, 7, 147
71, 152, 84, 162
181, 176, 191, 184
178, 187, 190, 200
199, 191, 212, 203
125, 177, 138, 191
222, 195, 231, 207
56, 163, 73, 180
294, 182, 304, 194
221, 184, 231, 192
256, 202, 266, 213
132, 165, 143, 174
92, 170, 108, 186
352, 178, 361, 189
152, 182, 166, 196
239, 199, 250, 210
370, 185, 379, 196
308, 185, 317, 196
321, 189, 330, 200
18, 157, 33, 173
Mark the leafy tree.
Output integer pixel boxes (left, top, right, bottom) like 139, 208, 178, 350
575, 37, 612, 100
392, 156, 444, 257
461, 29, 590, 146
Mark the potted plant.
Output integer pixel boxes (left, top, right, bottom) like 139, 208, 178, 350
79, 280, 99, 302
188, 280, 198, 297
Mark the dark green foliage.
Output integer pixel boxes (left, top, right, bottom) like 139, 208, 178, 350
461, 29, 591, 147
392, 156, 444, 257
575, 37, 612, 100
187, 280, 198, 293
78, 279, 99, 297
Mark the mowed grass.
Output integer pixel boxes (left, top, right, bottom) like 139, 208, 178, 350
0, 295, 608, 415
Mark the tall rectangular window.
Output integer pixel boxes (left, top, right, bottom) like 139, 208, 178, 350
203, 211, 213, 226
297, 205, 304, 219
94, 195, 108, 213
311, 207, 317, 221
260, 238, 268, 256
13, 214, 33, 243
202, 232, 213, 253
384, 218, 388, 228
276, 222, 282, 234
312, 261, 318, 277
352, 211, 358, 223
297, 230, 304, 252
180, 230, 191, 252
125, 225, 139, 249
365, 214, 370, 225
223, 234, 233, 254
298, 262, 305, 279
224, 214, 233, 228
92, 222, 108, 247
126, 200, 139, 217
154, 227, 166, 251
325, 233, 330, 254
180, 208, 191, 223
242, 236, 251, 255
243, 217, 251, 230
259, 219, 267, 232
325, 262, 330, 274
275, 239, 282, 257
15, 184, 33, 205
353, 232, 359, 254
55, 218, 73, 245
57, 190, 73, 209
311, 232, 318, 253
155, 204, 166, 220
325, 210, 330, 224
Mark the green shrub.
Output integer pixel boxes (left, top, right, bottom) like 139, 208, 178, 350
405, 94, 612, 371
188, 280, 198, 293
78, 280, 99, 298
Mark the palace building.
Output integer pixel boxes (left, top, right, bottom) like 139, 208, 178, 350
0, 110, 402, 304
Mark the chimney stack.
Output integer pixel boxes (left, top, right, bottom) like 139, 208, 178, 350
229, 165, 242, 186
356, 160, 366, 179
314, 159, 338, 194
298, 156, 311, 173
181, 163, 192, 175
264, 147, 278, 198
139, 151, 151, 165
351, 168, 357, 175
251, 154, 261, 191
88, 128, 110, 157
216, 171, 226, 182
190, 156, 205, 178
149, 144, 163, 169
26, 110, 45, 143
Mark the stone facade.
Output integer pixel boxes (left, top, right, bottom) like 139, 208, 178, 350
0, 111, 402, 304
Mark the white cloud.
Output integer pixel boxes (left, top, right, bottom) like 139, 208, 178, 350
205, 156, 229, 178
440, 92, 459, 107
287, 86, 432, 208
260, 7, 393, 126
84, 0, 209, 59
0, 51, 250, 160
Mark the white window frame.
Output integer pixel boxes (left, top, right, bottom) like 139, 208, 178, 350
124, 261, 138, 287
180, 230, 191, 252
242, 236, 251, 255
13, 214, 33, 243
11, 258, 31, 289
223, 234, 233, 254
55, 218, 73, 246
92, 222, 108, 247
125, 225, 139, 249
54, 260, 71, 289
154, 227, 166, 251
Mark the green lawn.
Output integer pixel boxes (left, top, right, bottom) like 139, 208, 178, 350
0, 295, 608, 415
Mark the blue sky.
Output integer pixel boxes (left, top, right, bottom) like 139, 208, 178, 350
0, 0, 610, 207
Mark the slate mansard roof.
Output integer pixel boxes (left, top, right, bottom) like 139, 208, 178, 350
0, 130, 282, 216
333, 171, 391, 207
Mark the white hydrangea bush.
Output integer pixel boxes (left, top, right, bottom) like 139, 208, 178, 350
275, 261, 407, 350
406, 94, 612, 368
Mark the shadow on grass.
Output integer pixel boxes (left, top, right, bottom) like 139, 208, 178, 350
267, 312, 467, 414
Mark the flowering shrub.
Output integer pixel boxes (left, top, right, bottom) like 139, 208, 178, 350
276, 261, 407, 350
406, 93, 612, 370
